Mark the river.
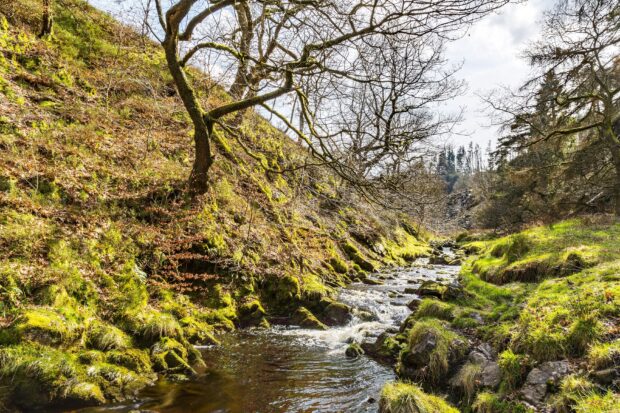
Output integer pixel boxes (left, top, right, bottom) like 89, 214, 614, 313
70, 260, 459, 413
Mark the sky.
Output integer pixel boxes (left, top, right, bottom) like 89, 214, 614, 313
87, 0, 557, 148
441, 0, 556, 147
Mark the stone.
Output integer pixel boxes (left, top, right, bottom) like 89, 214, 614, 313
402, 332, 437, 367
323, 301, 353, 326
521, 360, 571, 406
345, 342, 364, 358
407, 297, 422, 312
416, 280, 462, 300
479, 361, 502, 389
292, 307, 328, 330
591, 367, 619, 385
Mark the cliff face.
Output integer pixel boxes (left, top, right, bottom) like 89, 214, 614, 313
0, 1, 429, 409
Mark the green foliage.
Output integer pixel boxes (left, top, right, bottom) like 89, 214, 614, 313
452, 362, 482, 403
414, 299, 454, 321
472, 392, 531, 413
379, 382, 459, 413
498, 349, 528, 391
342, 240, 377, 272
586, 339, 620, 370
399, 319, 467, 384
84, 321, 131, 351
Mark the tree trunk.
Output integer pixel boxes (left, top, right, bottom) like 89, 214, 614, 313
162, 35, 213, 193
189, 121, 213, 194
38, 0, 53, 38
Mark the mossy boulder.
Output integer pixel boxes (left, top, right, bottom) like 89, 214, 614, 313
379, 382, 459, 413
118, 307, 182, 345
320, 299, 353, 326
150, 337, 196, 375
179, 316, 220, 345
342, 241, 377, 272
0, 343, 148, 410
105, 348, 153, 374
362, 332, 405, 363
345, 342, 364, 358
291, 307, 327, 330
84, 320, 131, 351
261, 275, 301, 311
237, 299, 270, 328
416, 281, 462, 301
0, 307, 81, 346
398, 319, 468, 386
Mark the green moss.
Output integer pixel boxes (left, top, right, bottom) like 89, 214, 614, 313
398, 319, 467, 385
150, 337, 196, 375
329, 256, 349, 274
1, 307, 81, 345
414, 299, 454, 321
261, 275, 301, 311
586, 339, 620, 370
292, 307, 327, 330
379, 382, 459, 413
469, 218, 620, 284
342, 240, 377, 272
0, 343, 149, 409
84, 320, 131, 351
498, 349, 528, 391
345, 342, 364, 358
105, 349, 152, 374
472, 392, 531, 413
119, 306, 182, 344
573, 391, 620, 412
237, 299, 269, 329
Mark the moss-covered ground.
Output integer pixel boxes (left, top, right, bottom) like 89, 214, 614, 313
382, 216, 620, 412
0, 1, 432, 410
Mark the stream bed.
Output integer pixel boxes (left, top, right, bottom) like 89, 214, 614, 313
72, 261, 459, 413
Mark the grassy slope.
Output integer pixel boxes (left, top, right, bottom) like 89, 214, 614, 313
409, 217, 620, 412
0, 1, 431, 410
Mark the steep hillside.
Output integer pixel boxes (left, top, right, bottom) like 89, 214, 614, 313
0, 1, 430, 410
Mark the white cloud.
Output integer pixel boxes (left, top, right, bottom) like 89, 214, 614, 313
441, 0, 556, 148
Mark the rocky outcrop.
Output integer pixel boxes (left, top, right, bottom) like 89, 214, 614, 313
520, 360, 571, 407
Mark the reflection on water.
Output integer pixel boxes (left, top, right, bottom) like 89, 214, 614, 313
70, 262, 458, 413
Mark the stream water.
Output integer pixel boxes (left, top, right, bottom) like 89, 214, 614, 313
72, 260, 459, 413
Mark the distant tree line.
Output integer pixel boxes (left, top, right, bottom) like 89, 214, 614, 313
430, 142, 490, 193
475, 0, 620, 228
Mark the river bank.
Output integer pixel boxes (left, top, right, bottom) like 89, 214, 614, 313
379, 217, 619, 413
59, 261, 459, 413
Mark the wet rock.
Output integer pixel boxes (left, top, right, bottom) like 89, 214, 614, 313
403, 287, 417, 294
367, 397, 376, 404
322, 301, 353, 326
429, 254, 451, 265
520, 360, 571, 406
356, 309, 379, 322
416, 280, 462, 301
292, 307, 327, 330
345, 342, 364, 358
406, 297, 422, 312
361, 332, 404, 363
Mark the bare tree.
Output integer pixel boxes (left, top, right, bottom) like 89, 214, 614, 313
147, 0, 511, 194
487, 0, 620, 215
